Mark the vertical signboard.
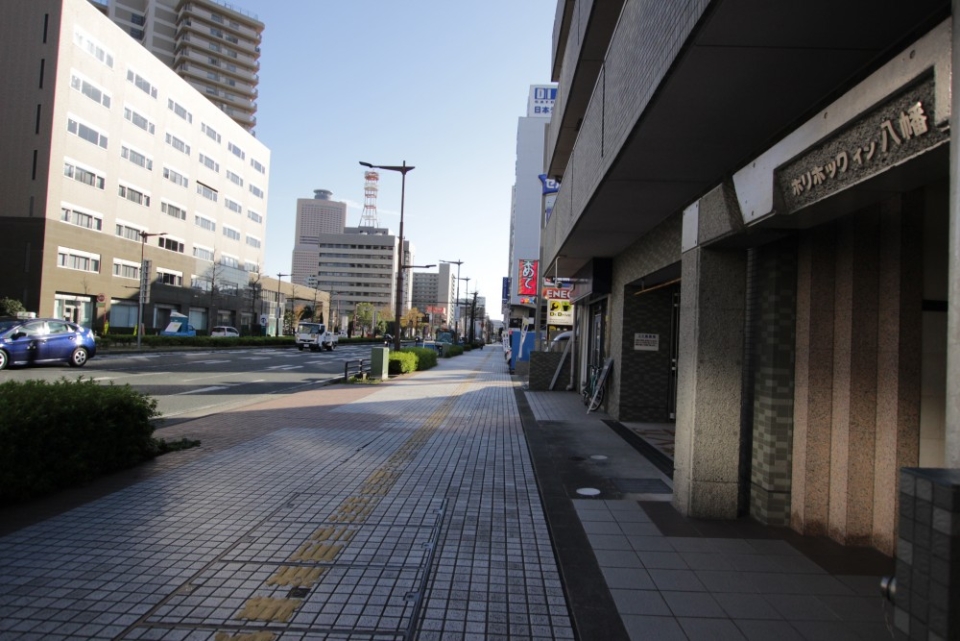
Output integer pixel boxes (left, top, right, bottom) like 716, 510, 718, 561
517, 259, 538, 296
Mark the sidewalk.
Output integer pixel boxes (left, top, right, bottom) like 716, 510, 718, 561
0, 348, 901, 640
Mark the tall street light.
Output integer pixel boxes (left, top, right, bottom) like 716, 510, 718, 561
275, 272, 289, 336
360, 160, 414, 352
137, 231, 166, 349
439, 259, 463, 335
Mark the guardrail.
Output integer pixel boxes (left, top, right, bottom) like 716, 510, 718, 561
343, 358, 372, 381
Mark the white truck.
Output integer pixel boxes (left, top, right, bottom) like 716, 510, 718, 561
295, 322, 338, 351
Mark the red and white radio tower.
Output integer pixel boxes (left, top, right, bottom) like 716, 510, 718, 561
359, 170, 380, 227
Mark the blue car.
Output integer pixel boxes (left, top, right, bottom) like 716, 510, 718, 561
0, 317, 97, 370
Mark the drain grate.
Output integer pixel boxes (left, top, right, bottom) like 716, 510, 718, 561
613, 478, 671, 494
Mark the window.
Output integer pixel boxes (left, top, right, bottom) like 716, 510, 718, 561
250, 158, 266, 174
249, 184, 264, 199
222, 225, 240, 241
163, 166, 188, 188
220, 255, 240, 268
67, 117, 108, 148
210, 13, 224, 24
126, 69, 157, 98
60, 206, 102, 231
167, 98, 193, 123
245, 261, 259, 273
74, 28, 114, 67
158, 237, 184, 253
225, 170, 243, 186
131, 14, 145, 26
161, 201, 186, 220
199, 154, 219, 172
197, 182, 218, 202
57, 247, 100, 273
121, 145, 153, 170
113, 259, 140, 280
123, 106, 155, 134
63, 161, 105, 189
228, 142, 245, 160
115, 222, 143, 241
129, 27, 144, 40
193, 245, 214, 261
157, 269, 183, 286
246, 235, 261, 249
201, 123, 221, 143
224, 197, 242, 213
165, 132, 190, 155
192, 275, 213, 291
247, 209, 262, 224
194, 214, 216, 232
118, 183, 150, 207
70, 72, 110, 108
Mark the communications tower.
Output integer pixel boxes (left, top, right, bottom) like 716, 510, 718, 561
359, 170, 380, 227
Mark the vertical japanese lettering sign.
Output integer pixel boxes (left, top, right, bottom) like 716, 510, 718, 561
517, 259, 538, 296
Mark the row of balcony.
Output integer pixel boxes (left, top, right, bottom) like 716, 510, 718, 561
177, 60, 258, 98
177, 18, 260, 58
178, 1, 262, 41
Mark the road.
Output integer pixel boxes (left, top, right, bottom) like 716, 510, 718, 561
0, 343, 386, 426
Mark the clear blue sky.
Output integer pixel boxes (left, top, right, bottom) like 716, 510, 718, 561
229, 1, 557, 314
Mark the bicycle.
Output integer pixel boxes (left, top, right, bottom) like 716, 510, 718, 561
581, 363, 606, 412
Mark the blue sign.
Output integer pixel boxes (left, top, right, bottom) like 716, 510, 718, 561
502, 277, 511, 302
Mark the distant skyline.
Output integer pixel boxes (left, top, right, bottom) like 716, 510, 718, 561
226, 1, 557, 314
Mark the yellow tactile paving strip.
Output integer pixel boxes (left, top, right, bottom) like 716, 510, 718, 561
222, 375, 476, 634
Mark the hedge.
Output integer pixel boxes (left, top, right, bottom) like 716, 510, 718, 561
387, 347, 439, 375
0, 378, 162, 504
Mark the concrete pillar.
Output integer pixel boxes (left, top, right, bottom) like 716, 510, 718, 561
948, 0, 960, 467
674, 247, 747, 519
792, 225, 836, 537
873, 196, 922, 555
829, 211, 880, 546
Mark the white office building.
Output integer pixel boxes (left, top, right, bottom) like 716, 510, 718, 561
291, 189, 347, 287
0, 0, 270, 333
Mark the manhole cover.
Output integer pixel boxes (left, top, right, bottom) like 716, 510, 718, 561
613, 478, 671, 494
576, 488, 601, 496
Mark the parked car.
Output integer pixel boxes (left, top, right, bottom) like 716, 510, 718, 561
210, 326, 239, 338
0, 317, 97, 370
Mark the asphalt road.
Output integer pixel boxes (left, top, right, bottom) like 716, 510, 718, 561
0, 343, 387, 426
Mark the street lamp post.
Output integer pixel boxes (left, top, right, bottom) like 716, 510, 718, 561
439, 259, 463, 336
360, 160, 414, 352
137, 231, 166, 349
275, 272, 289, 336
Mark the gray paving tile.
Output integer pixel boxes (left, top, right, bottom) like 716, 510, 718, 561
628, 535, 675, 552
610, 589, 671, 615
713, 593, 783, 620
581, 520, 627, 535
621, 614, 688, 641
619, 522, 662, 536
764, 594, 841, 621
789, 574, 857, 596
817, 595, 887, 621
678, 617, 749, 640
694, 571, 762, 594
680, 552, 735, 571
592, 549, 643, 569
734, 619, 806, 641
637, 550, 689, 570
661, 590, 726, 618
648, 569, 707, 592
601, 567, 655, 590
790, 619, 864, 640
586, 533, 633, 550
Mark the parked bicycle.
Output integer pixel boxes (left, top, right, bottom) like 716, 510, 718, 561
581, 362, 606, 411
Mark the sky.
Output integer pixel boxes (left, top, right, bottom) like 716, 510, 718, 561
225, 1, 558, 314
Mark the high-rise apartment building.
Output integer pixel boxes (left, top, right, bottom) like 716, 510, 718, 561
411, 262, 456, 328
291, 189, 347, 287
91, 0, 263, 131
1, 0, 270, 333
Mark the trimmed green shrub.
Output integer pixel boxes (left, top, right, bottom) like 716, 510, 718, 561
400, 347, 438, 370
0, 378, 161, 504
389, 351, 417, 374
442, 344, 465, 358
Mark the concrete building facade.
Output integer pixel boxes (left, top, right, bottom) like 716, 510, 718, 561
411, 262, 456, 332
1, 0, 270, 334
291, 189, 347, 288
506, 84, 555, 325
541, 0, 955, 556
90, 0, 263, 131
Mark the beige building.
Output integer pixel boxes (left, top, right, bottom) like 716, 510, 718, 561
90, 0, 263, 131
1, 0, 270, 334
291, 189, 348, 288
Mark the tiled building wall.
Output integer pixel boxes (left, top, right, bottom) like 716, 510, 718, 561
528, 352, 573, 391
749, 239, 798, 526
618, 285, 677, 421
894, 468, 960, 640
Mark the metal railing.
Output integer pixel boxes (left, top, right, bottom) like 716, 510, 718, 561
343, 358, 371, 381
